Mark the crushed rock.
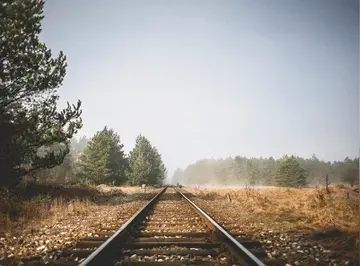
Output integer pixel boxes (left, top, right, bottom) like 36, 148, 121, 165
0, 192, 158, 262
189, 195, 359, 266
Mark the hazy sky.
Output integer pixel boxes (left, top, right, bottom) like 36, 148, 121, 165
41, 0, 359, 177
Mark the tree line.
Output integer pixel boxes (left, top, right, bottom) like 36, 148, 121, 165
1, 0, 357, 189
0, 0, 166, 187
172, 155, 359, 187
38, 128, 167, 186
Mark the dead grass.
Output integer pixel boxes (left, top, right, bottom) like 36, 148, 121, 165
115, 185, 160, 193
0, 182, 128, 233
117, 185, 144, 193
0, 183, 160, 233
0, 192, 93, 233
186, 185, 360, 232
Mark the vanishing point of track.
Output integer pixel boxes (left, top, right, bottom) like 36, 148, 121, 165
20, 187, 268, 266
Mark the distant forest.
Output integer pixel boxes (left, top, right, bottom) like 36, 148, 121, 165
172, 155, 359, 187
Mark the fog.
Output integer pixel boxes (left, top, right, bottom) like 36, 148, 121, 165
169, 156, 359, 187
41, 0, 359, 186
185, 184, 276, 189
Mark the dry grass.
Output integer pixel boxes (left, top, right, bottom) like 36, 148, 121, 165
0, 183, 159, 233
118, 185, 142, 192
116, 185, 160, 193
186, 185, 360, 232
0, 193, 93, 233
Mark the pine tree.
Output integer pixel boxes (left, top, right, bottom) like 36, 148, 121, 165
341, 167, 359, 187
128, 135, 166, 185
149, 147, 166, 185
0, 0, 82, 186
37, 142, 75, 183
262, 157, 276, 185
275, 156, 307, 187
107, 130, 129, 185
246, 159, 261, 186
70, 136, 89, 159
128, 135, 153, 185
76, 127, 128, 185
179, 155, 359, 186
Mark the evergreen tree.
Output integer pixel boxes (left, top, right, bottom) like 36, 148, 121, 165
128, 135, 166, 185
246, 159, 261, 186
275, 156, 307, 187
149, 147, 167, 185
233, 156, 247, 185
262, 157, 277, 185
0, 0, 82, 186
76, 127, 128, 185
128, 135, 153, 185
341, 167, 359, 187
58, 152, 75, 182
70, 136, 89, 159
178, 155, 358, 187
37, 142, 75, 183
107, 130, 129, 185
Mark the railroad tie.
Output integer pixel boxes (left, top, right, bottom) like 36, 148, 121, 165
18, 188, 268, 266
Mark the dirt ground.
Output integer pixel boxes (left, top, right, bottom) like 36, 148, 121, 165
184, 186, 359, 266
0, 184, 160, 261
1, 184, 358, 265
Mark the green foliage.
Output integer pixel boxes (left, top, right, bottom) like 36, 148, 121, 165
128, 135, 166, 185
0, 0, 82, 187
70, 136, 89, 159
275, 156, 307, 187
76, 127, 128, 185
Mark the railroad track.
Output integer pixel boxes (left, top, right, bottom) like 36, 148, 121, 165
5, 187, 268, 266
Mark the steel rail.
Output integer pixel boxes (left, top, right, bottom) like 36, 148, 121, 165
78, 187, 167, 266
176, 189, 267, 266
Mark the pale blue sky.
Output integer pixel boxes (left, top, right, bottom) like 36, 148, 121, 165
41, 0, 359, 177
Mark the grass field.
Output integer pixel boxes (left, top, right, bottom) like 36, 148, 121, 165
0, 183, 149, 233
185, 185, 359, 232
184, 185, 359, 265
